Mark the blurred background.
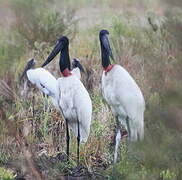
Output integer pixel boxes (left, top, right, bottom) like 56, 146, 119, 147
0, 0, 182, 179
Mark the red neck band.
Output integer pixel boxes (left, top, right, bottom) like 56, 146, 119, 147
62, 68, 72, 77
104, 64, 114, 74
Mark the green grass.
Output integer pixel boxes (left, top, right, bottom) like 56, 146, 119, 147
0, 167, 15, 180
0, 0, 182, 179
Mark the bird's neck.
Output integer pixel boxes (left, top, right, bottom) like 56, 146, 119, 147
104, 64, 114, 74
62, 68, 72, 77
60, 46, 72, 77
101, 44, 112, 71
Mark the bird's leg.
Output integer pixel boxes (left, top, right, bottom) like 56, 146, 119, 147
43, 93, 48, 112
77, 119, 80, 166
126, 116, 131, 140
32, 95, 35, 117
45, 94, 50, 112
114, 116, 121, 163
31, 95, 35, 135
65, 119, 70, 163
43, 93, 46, 112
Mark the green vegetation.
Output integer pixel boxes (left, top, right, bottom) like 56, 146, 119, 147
0, 167, 15, 180
0, 0, 182, 179
10, 0, 77, 48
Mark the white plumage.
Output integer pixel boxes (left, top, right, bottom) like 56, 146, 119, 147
71, 67, 81, 79
41, 36, 92, 164
71, 58, 85, 80
27, 68, 59, 106
21, 58, 84, 110
21, 59, 59, 109
99, 30, 145, 163
58, 75, 92, 143
101, 65, 145, 141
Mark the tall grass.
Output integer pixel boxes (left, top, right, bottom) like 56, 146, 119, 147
10, 0, 77, 49
0, 0, 182, 179
0, 36, 24, 77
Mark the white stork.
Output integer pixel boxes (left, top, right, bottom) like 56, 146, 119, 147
42, 36, 92, 165
20, 59, 59, 110
20, 58, 85, 109
99, 30, 145, 163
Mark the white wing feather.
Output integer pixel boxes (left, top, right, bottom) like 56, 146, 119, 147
26, 68, 59, 107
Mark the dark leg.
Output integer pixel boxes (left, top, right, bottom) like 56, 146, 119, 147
31, 95, 35, 134
77, 119, 80, 166
126, 116, 131, 140
42, 93, 48, 112
32, 95, 35, 117
42, 92, 46, 98
65, 119, 70, 162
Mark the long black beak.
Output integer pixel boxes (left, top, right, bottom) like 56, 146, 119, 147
20, 59, 35, 81
102, 34, 114, 60
42, 41, 63, 67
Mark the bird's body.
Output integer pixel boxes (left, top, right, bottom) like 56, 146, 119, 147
102, 64, 145, 141
99, 30, 145, 163
21, 59, 59, 110
58, 75, 92, 143
27, 68, 59, 98
42, 36, 92, 164
21, 58, 85, 110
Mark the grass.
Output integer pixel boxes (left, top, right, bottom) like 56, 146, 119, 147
0, 167, 15, 180
0, 0, 182, 179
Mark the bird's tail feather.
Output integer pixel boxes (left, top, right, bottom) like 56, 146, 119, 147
68, 122, 90, 143
137, 116, 144, 141
127, 114, 144, 141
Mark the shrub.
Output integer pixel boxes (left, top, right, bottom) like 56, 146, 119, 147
10, 0, 77, 49
0, 167, 15, 180
0, 38, 24, 77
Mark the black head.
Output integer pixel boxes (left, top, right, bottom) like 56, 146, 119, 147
99, 29, 109, 38
42, 36, 69, 67
26, 58, 36, 68
99, 29, 114, 68
20, 58, 35, 81
72, 58, 85, 72
57, 36, 69, 46
99, 29, 114, 60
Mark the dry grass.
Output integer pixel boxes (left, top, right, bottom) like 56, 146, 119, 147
0, 0, 182, 179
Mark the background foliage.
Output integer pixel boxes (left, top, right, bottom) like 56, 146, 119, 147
0, 0, 182, 179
